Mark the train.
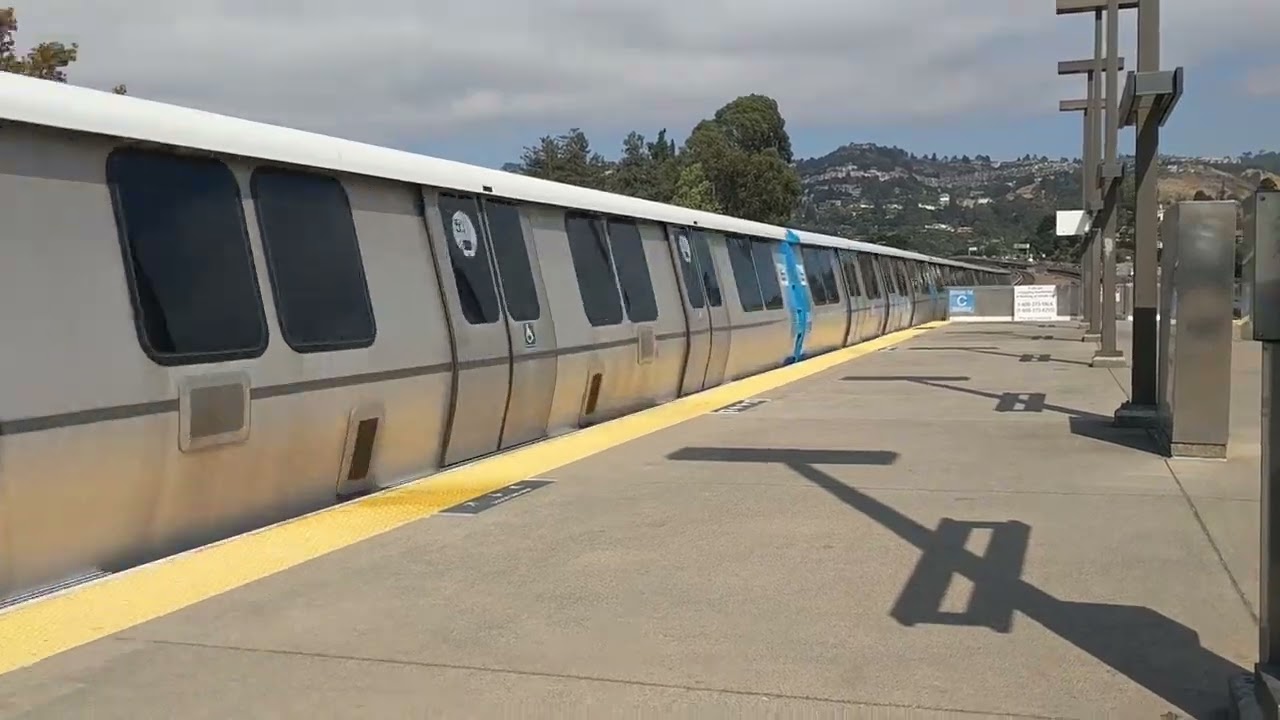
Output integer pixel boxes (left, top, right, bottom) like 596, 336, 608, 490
0, 72, 1009, 604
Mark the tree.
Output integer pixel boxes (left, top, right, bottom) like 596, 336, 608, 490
709, 93, 793, 163
681, 94, 801, 224
669, 162, 721, 214
607, 129, 678, 202
1, 7, 126, 91
514, 128, 610, 189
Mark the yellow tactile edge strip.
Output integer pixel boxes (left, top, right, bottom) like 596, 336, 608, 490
0, 321, 946, 675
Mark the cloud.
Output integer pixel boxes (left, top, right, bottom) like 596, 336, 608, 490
12, 0, 1280, 151
1243, 66, 1280, 98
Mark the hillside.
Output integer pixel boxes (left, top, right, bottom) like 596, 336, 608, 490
792, 145, 1280, 260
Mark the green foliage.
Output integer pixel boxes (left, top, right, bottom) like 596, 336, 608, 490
511, 93, 801, 224
1, 6, 126, 92
516, 128, 610, 189
670, 162, 721, 213
709, 94, 793, 163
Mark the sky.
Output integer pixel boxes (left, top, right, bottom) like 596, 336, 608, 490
13, 0, 1280, 169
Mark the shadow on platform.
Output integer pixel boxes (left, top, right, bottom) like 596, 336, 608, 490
946, 330, 1081, 342
905, 346, 1094, 368
666, 446, 1241, 718
839, 375, 1160, 454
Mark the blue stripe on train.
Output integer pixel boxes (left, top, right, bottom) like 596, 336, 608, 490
781, 230, 812, 365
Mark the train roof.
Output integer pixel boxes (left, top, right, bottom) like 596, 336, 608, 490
0, 73, 1005, 274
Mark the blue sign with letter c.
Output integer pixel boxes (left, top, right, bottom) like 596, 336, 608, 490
949, 288, 975, 315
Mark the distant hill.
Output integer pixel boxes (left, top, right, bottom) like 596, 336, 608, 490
790, 145, 1280, 260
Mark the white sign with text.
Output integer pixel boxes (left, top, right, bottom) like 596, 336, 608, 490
1013, 285, 1059, 322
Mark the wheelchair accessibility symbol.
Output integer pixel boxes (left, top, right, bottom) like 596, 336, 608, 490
949, 288, 975, 315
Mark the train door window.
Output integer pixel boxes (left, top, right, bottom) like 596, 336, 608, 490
840, 251, 863, 298
565, 213, 624, 326
484, 200, 540, 321
820, 248, 840, 304
106, 148, 268, 365
606, 220, 659, 323
689, 232, 722, 307
751, 239, 784, 309
727, 236, 763, 312
904, 261, 919, 293
857, 254, 881, 299
871, 258, 889, 295
800, 247, 830, 304
898, 261, 914, 294
672, 229, 706, 309
251, 167, 376, 352
439, 193, 501, 325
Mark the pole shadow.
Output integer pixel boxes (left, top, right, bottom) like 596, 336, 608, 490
666, 446, 1242, 718
840, 375, 1161, 454
947, 330, 1080, 342
907, 346, 1094, 368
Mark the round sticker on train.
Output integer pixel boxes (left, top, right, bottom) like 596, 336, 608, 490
677, 234, 692, 263
451, 211, 478, 258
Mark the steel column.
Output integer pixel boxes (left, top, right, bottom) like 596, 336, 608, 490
1092, 1, 1126, 366
1130, 0, 1160, 404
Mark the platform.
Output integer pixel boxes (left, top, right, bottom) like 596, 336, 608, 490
0, 322, 1262, 719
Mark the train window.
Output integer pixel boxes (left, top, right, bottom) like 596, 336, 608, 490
820, 249, 841, 305
671, 229, 706, 309
565, 214, 624, 326
484, 201, 540, 322
896, 261, 913, 295
806, 248, 838, 305
880, 258, 899, 295
690, 232, 722, 307
901, 261, 917, 294
606, 220, 659, 323
840, 251, 863, 298
107, 148, 268, 365
439, 194, 501, 325
857, 254, 881, 299
800, 247, 828, 304
251, 167, 376, 353
727, 236, 764, 312
751, 239, 784, 310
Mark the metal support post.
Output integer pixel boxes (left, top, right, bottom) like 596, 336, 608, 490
1084, 22, 1104, 342
1081, 239, 1095, 326
1249, 338, 1280, 718
1111, 0, 1183, 423
1228, 188, 1280, 717
1082, 106, 1098, 332
1091, 0, 1126, 367
1129, 0, 1160, 400
1077, 112, 1090, 324
1264, 339, 1280, 666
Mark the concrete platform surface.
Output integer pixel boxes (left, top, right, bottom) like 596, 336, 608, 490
0, 322, 1262, 719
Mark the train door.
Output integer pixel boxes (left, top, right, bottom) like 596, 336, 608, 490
485, 199, 557, 450
691, 230, 732, 387
896, 260, 915, 326
426, 191, 555, 466
668, 226, 712, 396
857, 253, 888, 337
838, 250, 866, 345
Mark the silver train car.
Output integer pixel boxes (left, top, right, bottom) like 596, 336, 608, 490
0, 73, 1010, 603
